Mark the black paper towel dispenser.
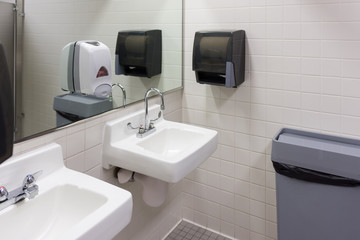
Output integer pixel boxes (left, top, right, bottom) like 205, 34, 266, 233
192, 30, 245, 88
115, 30, 162, 78
0, 43, 14, 164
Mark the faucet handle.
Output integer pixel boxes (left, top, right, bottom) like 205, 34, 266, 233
23, 170, 43, 189
150, 111, 162, 123
0, 186, 8, 202
23, 170, 42, 200
127, 122, 140, 130
138, 126, 145, 134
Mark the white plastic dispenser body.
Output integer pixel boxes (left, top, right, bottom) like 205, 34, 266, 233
60, 42, 75, 92
78, 41, 112, 98
60, 40, 112, 98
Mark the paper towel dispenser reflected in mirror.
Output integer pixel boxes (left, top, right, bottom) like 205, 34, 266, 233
192, 30, 246, 88
115, 30, 162, 78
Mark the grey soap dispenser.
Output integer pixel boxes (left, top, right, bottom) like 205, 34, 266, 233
0, 43, 14, 164
192, 30, 246, 88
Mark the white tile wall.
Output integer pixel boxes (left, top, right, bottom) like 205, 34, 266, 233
13, 90, 183, 240
183, 0, 360, 240
13, 1, 360, 239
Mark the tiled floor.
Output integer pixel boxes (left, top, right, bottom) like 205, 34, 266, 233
165, 220, 232, 240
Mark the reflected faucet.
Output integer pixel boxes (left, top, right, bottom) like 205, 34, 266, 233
144, 88, 165, 131
0, 170, 42, 211
109, 83, 126, 107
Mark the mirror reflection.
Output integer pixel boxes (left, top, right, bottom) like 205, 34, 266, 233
1, 0, 182, 141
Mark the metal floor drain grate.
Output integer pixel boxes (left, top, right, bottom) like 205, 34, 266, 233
165, 220, 232, 240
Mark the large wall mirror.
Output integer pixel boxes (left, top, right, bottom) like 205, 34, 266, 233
0, 0, 182, 142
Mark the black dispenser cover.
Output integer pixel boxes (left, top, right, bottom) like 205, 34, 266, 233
115, 30, 162, 78
0, 43, 14, 164
192, 30, 245, 88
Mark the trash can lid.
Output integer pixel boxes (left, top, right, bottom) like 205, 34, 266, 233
271, 128, 360, 181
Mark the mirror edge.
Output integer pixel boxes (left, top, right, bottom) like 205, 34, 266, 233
14, 86, 184, 144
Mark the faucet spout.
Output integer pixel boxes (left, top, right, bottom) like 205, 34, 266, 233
110, 83, 126, 107
144, 88, 165, 130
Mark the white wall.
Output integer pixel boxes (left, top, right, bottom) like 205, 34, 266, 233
13, 1, 360, 239
13, 90, 183, 240
182, 1, 360, 240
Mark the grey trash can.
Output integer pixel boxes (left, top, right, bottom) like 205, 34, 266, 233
271, 128, 360, 240
53, 93, 112, 127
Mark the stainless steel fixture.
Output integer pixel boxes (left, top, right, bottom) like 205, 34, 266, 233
127, 88, 165, 138
110, 83, 127, 107
0, 170, 42, 211
144, 88, 165, 130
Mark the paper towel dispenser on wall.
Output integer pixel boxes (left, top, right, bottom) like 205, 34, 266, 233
192, 30, 246, 88
0, 43, 14, 164
115, 30, 162, 78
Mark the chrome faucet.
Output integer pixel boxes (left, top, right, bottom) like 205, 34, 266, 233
144, 88, 165, 131
109, 83, 126, 107
0, 171, 42, 211
127, 88, 165, 137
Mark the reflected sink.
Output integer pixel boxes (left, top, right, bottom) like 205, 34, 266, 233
0, 144, 132, 240
102, 105, 218, 183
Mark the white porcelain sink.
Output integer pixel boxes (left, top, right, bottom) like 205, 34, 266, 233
102, 105, 218, 183
0, 143, 132, 240
137, 127, 206, 156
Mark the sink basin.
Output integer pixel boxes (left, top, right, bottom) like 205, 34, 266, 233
137, 127, 206, 157
102, 105, 218, 183
0, 143, 132, 240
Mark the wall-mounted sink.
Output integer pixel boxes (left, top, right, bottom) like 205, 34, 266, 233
0, 143, 132, 240
102, 105, 218, 183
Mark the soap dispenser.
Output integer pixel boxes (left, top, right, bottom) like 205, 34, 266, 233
192, 30, 246, 88
60, 40, 112, 98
